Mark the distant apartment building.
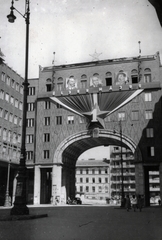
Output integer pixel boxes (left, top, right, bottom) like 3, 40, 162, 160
110, 146, 136, 198
110, 146, 160, 201
0, 50, 24, 205
75, 159, 111, 201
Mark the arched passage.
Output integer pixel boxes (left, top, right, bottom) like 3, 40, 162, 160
51, 129, 143, 204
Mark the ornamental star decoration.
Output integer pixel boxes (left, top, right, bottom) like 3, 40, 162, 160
89, 50, 102, 61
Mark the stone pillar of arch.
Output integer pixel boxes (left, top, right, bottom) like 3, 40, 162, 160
52, 164, 62, 204
34, 165, 41, 205
135, 163, 145, 196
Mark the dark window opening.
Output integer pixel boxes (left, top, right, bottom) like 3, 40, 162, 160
131, 76, 138, 84
105, 78, 112, 86
46, 84, 52, 92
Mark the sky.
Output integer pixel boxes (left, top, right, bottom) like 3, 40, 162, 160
0, 0, 162, 79
1, 0, 162, 160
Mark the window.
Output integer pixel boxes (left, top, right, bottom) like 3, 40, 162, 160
118, 112, 125, 121
44, 150, 50, 159
145, 93, 152, 102
99, 178, 102, 183
146, 128, 154, 138
11, 79, 15, 88
26, 151, 33, 160
86, 178, 89, 183
28, 87, 35, 95
80, 170, 83, 174
81, 75, 87, 88
92, 186, 95, 193
147, 146, 155, 157
57, 83, 63, 91
86, 186, 89, 192
144, 68, 151, 83
80, 178, 83, 183
145, 110, 153, 120
26, 134, 34, 143
98, 186, 102, 192
105, 169, 108, 174
0, 90, 4, 99
10, 96, 14, 105
1, 72, 5, 82
56, 116, 62, 125
43, 133, 50, 142
67, 115, 74, 124
27, 118, 34, 127
20, 86, 23, 94
5, 93, 9, 102
131, 110, 139, 121
92, 178, 95, 183
19, 118, 22, 126
28, 103, 35, 111
80, 186, 83, 192
86, 169, 89, 174
9, 113, 13, 122
44, 101, 51, 109
17, 134, 21, 143
6, 76, 10, 86
46, 84, 52, 92
105, 72, 112, 86
15, 83, 19, 91
44, 117, 50, 126
131, 69, 138, 84
4, 110, 8, 120
15, 99, 19, 108
105, 178, 108, 183
19, 102, 23, 110
3, 128, 7, 141
0, 126, 1, 136
14, 116, 18, 124
92, 169, 95, 174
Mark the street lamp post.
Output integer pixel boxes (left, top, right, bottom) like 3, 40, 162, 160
119, 120, 125, 207
7, 0, 30, 215
4, 159, 11, 207
113, 120, 125, 207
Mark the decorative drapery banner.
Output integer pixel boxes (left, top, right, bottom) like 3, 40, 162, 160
65, 77, 78, 89
50, 89, 143, 128
115, 72, 129, 85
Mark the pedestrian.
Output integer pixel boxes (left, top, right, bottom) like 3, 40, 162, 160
137, 195, 143, 212
131, 195, 137, 212
125, 195, 131, 211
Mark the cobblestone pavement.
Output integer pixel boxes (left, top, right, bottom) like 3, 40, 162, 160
0, 205, 161, 240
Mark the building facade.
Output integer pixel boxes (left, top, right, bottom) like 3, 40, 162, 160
75, 159, 110, 202
1, 51, 161, 206
0, 50, 24, 205
23, 51, 162, 206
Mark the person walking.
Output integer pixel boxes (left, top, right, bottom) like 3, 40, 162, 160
131, 195, 137, 212
137, 195, 143, 212
125, 195, 131, 212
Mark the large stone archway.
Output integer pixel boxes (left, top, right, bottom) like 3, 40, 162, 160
51, 129, 143, 204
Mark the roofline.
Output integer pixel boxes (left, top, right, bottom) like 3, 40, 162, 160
41, 52, 160, 72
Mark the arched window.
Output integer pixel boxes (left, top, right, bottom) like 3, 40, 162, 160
58, 77, 63, 81
105, 72, 112, 86
131, 69, 138, 84
144, 68, 151, 83
81, 74, 87, 89
46, 78, 52, 92
93, 73, 99, 76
